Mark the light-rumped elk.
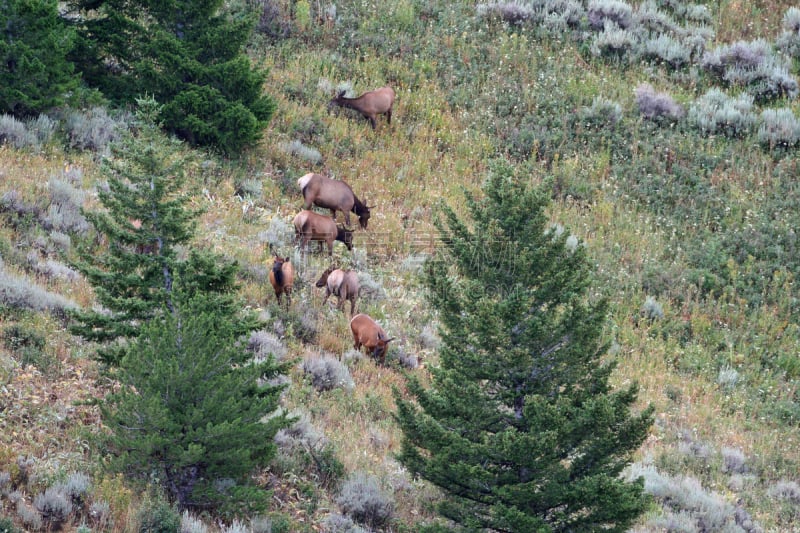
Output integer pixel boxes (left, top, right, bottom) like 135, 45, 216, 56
293, 210, 354, 256
315, 267, 360, 315
350, 313, 395, 365
268, 255, 294, 308
297, 173, 371, 229
329, 86, 396, 130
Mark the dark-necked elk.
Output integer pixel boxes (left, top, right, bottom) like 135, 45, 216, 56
350, 313, 395, 365
329, 86, 395, 130
297, 173, 371, 230
268, 255, 294, 308
293, 210, 354, 256
315, 267, 360, 315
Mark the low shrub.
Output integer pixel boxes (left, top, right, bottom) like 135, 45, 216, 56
688, 89, 755, 137
587, 0, 634, 29
336, 472, 395, 530
590, 22, 637, 60
635, 83, 684, 122
757, 108, 800, 148
136, 496, 180, 533
33, 487, 73, 528
302, 354, 354, 392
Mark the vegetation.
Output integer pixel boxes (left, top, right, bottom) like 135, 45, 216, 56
66, 0, 275, 153
1, 0, 800, 531
0, 0, 80, 118
100, 292, 288, 512
395, 162, 653, 531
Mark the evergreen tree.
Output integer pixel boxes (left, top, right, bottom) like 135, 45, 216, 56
70, 98, 254, 365
66, 0, 275, 154
394, 162, 654, 532
0, 0, 80, 117
101, 291, 289, 511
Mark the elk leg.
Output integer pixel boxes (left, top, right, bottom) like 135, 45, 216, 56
369, 116, 377, 130
387, 108, 392, 125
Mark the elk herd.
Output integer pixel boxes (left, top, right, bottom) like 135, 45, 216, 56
267, 86, 400, 365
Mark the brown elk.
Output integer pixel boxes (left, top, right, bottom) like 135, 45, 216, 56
268, 254, 294, 308
297, 173, 371, 230
350, 313, 395, 365
315, 267, 360, 315
293, 210, 354, 256
329, 86, 396, 130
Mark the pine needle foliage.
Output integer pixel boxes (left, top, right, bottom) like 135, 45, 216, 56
0, 0, 80, 118
394, 161, 654, 532
100, 292, 289, 511
67, 0, 275, 154
70, 98, 254, 365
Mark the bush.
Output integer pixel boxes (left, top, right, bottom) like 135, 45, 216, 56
475, 2, 536, 25
635, 83, 684, 122
336, 472, 395, 529
639, 34, 693, 69
767, 480, 800, 503
721, 447, 748, 474
579, 97, 622, 130
688, 89, 755, 137
757, 108, 800, 148
590, 21, 636, 60
588, 0, 634, 29
137, 496, 181, 533
283, 139, 323, 165
0, 267, 77, 316
777, 7, 800, 58
33, 487, 73, 528
64, 107, 124, 155
0, 115, 37, 150
15, 500, 41, 531
247, 330, 288, 361
258, 216, 295, 250
302, 354, 354, 391
0, 515, 22, 533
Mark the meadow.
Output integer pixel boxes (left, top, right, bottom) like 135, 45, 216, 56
2, 0, 800, 531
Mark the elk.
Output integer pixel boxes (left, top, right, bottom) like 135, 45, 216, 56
268, 254, 294, 308
350, 313, 395, 365
315, 267, 360, 315
329, 86, 396, 130
297, 173, 371, 230
293, 210, 354, 256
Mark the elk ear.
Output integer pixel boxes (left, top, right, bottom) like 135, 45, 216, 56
337, 90, 346, 98
385, 337, 396, 344
284, 256, 290, 262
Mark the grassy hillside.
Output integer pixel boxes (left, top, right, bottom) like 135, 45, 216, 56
2, 0, 800, 531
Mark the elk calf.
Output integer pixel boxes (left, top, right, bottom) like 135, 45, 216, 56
316, 267, 360, 315
350, 313, 395, 365
268, 255, 294, 308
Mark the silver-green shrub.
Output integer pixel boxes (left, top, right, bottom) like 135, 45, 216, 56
767, 480, 800, 503
247, 330, 288, 361
34, 486, 73, 527
635, 83, 684, 122
0, 267, 77, 314
588, 0, 633, 29
776, 7, 800, 58
476, 2, 536, 25
721, 447, 748, 474
302, 354, 354, 391
579, 96, 622, 129
639, 33, 693, 69
44, 177, 89, 235
590, 21, 637, 59
323, 513, 369, 533
16, 499, 42, 530
64, 107, 123, 155
336, 472, 395, 530
0, 115, 37, 150
258, 215, 295, 250
640, 295, 664, 321
688, 89, 755, 137
757, 108, 800, 148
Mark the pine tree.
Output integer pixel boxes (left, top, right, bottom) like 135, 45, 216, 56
0, 0, 80, 117
70, 98, 254, 365
101, 291, 289, 511
66, 0, 274, 154
394, 161, 654, 532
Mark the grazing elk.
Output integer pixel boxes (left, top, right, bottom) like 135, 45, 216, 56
350, 313, 395, 365
297, 173, 371, 229
268, 254, 294, 308
329, 86, 396, 130
315, 267, 360, 315
293, 210, 354, 256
